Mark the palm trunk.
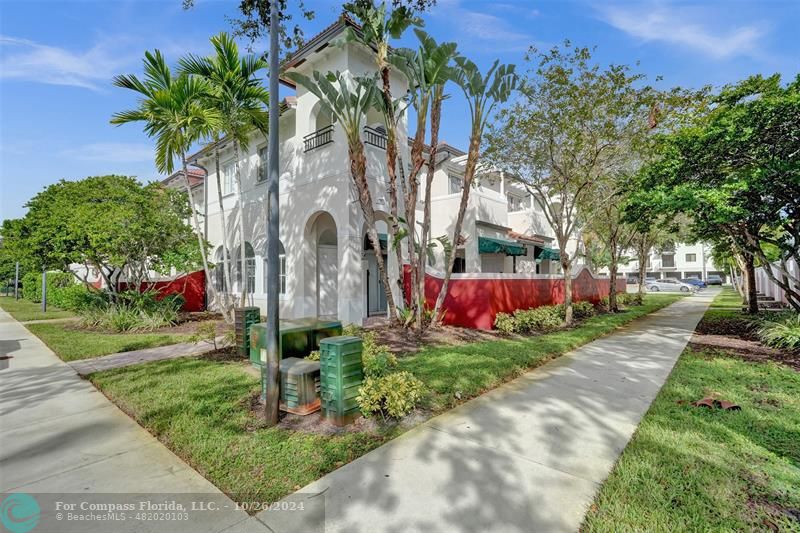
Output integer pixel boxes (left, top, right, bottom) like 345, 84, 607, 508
349, 142, 398, 319
418, 87, 443, 332
214, 143, 234, 324
431, 127, 479, 326
181, 154, 212, 307
381, 66, 405, 311
233, 141, 248, 307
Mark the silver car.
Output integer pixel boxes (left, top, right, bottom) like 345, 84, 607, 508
646, 278, 696, 293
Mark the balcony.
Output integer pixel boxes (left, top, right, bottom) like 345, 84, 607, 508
363, 125, 387, 150
303, 125, 334, 153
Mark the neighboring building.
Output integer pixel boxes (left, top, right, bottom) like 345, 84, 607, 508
615, 242, 727, 283
178, 15, 568, 325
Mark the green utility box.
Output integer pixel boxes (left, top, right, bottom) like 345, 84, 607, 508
249, 318, 343, 367
319, 336, 363, 426
280, 357, 321, 415
235, 307, 261, 358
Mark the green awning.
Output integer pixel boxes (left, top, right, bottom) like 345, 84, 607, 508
478, 236, 527, 256
535, 246, 560, 262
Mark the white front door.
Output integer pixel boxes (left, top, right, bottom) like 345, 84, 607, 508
317, 245, 338, 317
365, 251, 388, 316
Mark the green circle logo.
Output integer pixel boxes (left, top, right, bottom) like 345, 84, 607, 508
0, 493, 40, 533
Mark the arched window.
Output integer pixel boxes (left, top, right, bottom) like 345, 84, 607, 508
234, 242, 256, 295
214, 247, 229, 292
315, 106, 336, 131
263, 241, 286, 295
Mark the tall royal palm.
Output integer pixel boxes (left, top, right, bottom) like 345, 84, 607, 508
286, 70, 398, 320
180, 33, 269, 308
111, 50, 221, 297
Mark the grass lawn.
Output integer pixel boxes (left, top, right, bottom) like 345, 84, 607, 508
584, 288, 800, 531
0, 296, 75, 322
90, 293, 683, 505
26, 322, 193, 361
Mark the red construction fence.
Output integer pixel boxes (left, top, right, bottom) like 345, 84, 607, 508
404, 266, 625, 330
117, 270, 206, 312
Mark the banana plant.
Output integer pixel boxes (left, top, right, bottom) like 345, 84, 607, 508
285, 70, 399, 320
430, 57, 519, 326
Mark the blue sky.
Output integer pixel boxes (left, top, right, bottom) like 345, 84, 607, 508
1, 0, 798, 220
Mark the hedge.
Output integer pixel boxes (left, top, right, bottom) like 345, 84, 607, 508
22, 272, 74, 302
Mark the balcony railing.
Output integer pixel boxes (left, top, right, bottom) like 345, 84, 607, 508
303, 124, 334, 152
363, 125, 387, 150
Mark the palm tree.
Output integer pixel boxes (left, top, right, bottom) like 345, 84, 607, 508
344, 2, 421, 299
285, 70, 398, 320
430, 57, 518, 326
390, 30, 457, 330
180, 33, 269, 309
111, 50, 221, 301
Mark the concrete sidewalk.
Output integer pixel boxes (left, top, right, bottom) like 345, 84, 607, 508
0, 308, 253, 533
259, 291, 715, 533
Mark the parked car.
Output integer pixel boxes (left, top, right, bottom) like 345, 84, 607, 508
681, 278, 707, 289
706, 274, 724, 285
646, 278, 696, 293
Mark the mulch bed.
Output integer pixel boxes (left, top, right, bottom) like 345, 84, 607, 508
689, 333, 800, 372
366, 324, 501, 354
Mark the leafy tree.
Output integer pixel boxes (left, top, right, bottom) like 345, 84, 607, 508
430, 56, 518, 325
631, 74, 800, 312
286, 70, 399, 319
111, 50, 221, 302
180, 32, 269, 312
0, 176, 202, 296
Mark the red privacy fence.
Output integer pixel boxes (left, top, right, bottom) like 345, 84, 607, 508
117, 270, 206, 312
404, 266, 624, 330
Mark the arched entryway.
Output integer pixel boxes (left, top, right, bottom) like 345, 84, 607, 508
304, 211, 338, 318
363, 218, 389, 317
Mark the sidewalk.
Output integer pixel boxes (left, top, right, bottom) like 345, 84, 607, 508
258, 291, 716, 533
0, 308, 252, 533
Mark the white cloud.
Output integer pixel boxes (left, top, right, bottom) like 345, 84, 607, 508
0, 35, 136, 90
432, 0, 533, 50
60, 142, 154, 163
597, 3, 765, 58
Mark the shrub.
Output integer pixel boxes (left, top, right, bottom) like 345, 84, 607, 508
51, 284, 107, 311
513, 305, 564, 333
306, 350, 320, 361
758, 313, 800, 351
571, 301, 596, 319
78, 304, 178, 333
341, 325, 395, 376
22, 272, 74, 302
357, 371, 424, 419
494, 312, 517, 334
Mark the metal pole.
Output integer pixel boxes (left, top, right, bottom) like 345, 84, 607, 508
262, 0, 281, 425
41, 268, 47, 313
14, 262, 19, 300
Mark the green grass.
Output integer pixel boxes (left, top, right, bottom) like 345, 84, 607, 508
400, 293, 684, 412
0, 296, 75, 322
584, 288, 800, 531
91, 359, 398, 504
90, 293, 682, 505
26, 322, 192, 361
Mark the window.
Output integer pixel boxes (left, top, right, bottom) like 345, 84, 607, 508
263, 241, 287, 295
257, 146, 268, 182
448, 173, 462, 195
235, 242, 256, 294
507, 194, 526, 212
685, 253, 696, 262
214, 247, 230, 292
221, 160, 236, 196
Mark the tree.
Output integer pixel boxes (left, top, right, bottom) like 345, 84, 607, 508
344, 1, 422, 303
285, 70, 399, 319
430, 56, 518, 325
485, 43, 648, 324
389, 29, 457, 330
111, 50, 221, 303
0, 176, 202, 294
179, 32, 269, 311
631, 74, 800, 312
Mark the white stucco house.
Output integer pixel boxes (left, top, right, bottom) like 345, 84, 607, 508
167, 16, 566, 325
614, 242, 727, 283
